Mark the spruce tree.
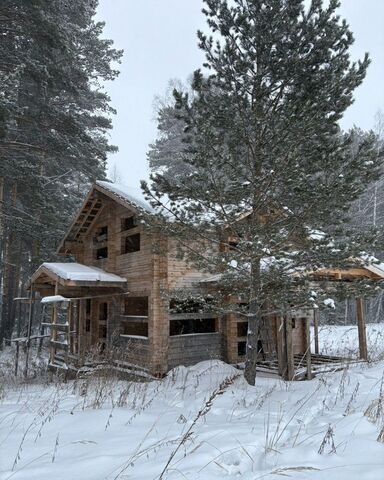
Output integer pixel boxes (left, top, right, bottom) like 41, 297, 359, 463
144, 0, 383, 384
0, 0, 122, 345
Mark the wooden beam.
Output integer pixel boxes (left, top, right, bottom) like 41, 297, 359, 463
311, 268, 375, 280
285, 313, 295, 381
276, 316, 286, 377
66, 303, 71, 365
24, 288, 35, 378
50, 281, 59, 364
78, 299, 85, 363
305, 317, 312, 380
313, 308, 319, 355
71, 198, 100, 240
356, 297, 368, 360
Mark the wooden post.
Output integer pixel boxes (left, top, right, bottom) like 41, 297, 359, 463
78, 299, 85, 364
69, 301, 74, 355
313, 308, 319, 355
356, 297, 368, 360
276, 316, 286, 377
75, 300, 80, 355
285, 313, 295, 381
50, 281, 59, 364
305, 317, 312, 380
24, 288, 34, 378
14, 300, 22, 376
37, 305, 46, 356
66, 302, 71, 364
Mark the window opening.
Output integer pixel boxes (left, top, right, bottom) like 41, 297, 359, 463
121, 216, 137, 231
124, 297, 148, 317
85, 299, 91, 332
99, 302, 108, 321
169, 296, 213, 314
121, 296, 148, 337
238, 341, 246, 356
122, 233, 140, 254
170, 318, 216, 336
121, 322, 148, 337
94, 225, 108, 242
99, 325, 107, 339
237, 321, 248, 337
96, 246, 108, 259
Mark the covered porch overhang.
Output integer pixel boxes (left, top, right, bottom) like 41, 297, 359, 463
283, 261, 384, 380
199, 260, 384, 380
26, 263, 128, 372
30, 262, 128, 295
308, 262, 384, 363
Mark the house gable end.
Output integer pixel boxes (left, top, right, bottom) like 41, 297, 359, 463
57, 182, 150, 256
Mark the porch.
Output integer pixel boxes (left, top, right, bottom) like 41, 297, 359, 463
29, 262, 127, 371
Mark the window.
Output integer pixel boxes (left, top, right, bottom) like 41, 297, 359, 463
237, 322, 248, 337
94, 225, 108, 243
99, 225, 108, 237
121, 233, 140, 254
229, 241, 238, 251
99, 302, 108, 321
121, 216, 137, 231
238, 340, 263, 357
169, 296, 213, 314
124, 297, 148, 317
96, 246, 108, 259
238, 341, 246, 356
99, 324, 107, 339
121, 321, 148, 337
85, 299, 91, 332
121, 296, 148, 337
94, 225, 108, 259
170, 318, 216, 336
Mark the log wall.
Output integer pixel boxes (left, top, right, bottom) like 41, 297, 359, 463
167, 238, 214, 290
168, 332, 224, 369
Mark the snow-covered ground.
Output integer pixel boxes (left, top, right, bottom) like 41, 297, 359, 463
1, 325, 383, 480
314, 323, 384, 359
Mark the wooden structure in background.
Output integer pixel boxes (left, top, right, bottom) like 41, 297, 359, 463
25, 181, 384, 379
309, 263, 384, 362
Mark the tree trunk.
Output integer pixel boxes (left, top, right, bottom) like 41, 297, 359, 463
244, 258, 261, 385
0, 182, 19, 347
0, 177, 4, 344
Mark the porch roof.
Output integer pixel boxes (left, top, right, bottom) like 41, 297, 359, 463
31, 262, 127, 288
200, 256, 384, 285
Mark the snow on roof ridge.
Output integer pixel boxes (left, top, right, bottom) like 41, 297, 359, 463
359, 254, 384, 276
96, 180, 154, 213
41, 262, 127, 283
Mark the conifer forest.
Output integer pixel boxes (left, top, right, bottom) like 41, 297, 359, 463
0, 2, 384, 479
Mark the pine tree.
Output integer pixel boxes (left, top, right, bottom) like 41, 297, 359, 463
0, 0, 122, 345
144, 0, 383, 384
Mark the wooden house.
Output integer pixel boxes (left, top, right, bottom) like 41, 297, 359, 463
27, 181, 384, 379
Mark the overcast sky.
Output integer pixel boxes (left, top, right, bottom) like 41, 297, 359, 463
97, 0, 384, 187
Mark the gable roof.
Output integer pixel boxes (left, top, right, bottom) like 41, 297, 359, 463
31, 262, 127, 288
57, 181, 153, 255
96, 181, 154, 213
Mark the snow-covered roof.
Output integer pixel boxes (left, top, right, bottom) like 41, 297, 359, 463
41, 295, 70, 304
200, 254, 384, 285
36, 263, 127, 284
96, 181, 154, 213
359, 255, 384, 279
